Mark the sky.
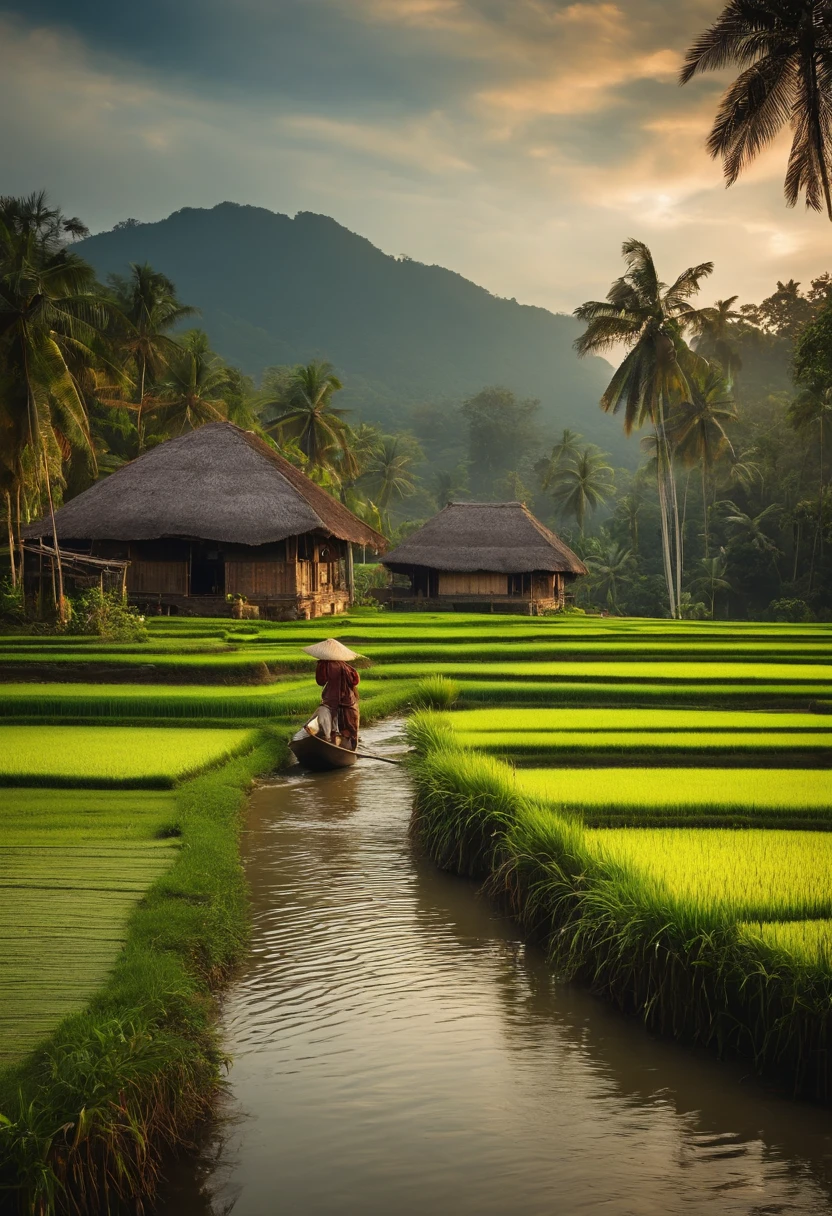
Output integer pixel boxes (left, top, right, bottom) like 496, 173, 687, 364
1, 0, 830, 317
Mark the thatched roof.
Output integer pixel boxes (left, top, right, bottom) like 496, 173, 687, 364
383, 502, 587, 575
23, 423, 386, 550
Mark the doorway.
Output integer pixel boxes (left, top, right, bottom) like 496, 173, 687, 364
190, 545, 225, 596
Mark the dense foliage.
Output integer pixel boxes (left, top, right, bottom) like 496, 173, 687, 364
2, 193, 831, 621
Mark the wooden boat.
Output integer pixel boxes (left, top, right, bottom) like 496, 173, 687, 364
289, 713, 358, 771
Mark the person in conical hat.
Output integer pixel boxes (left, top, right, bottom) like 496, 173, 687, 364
304, 639, 361, 750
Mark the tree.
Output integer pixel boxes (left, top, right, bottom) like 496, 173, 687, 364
108, 262, 198, 450
145, 330, 228, 435
574, 238, 712, 615
587, 540, 634, 612
691, 552, 733, 618
431, 461, 469, 509
541, 428, 583, 490
721, 501, 783, 588
361, 434, 421, 530
689, 297, 743, 388
460, 386, 540, 494
681, 1, 832, 220
669, 366, 737, 557
264, 359, 353, 474
549, 446, 614, 536
0, 192, 108, 615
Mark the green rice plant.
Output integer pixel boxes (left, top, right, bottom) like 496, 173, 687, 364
739, 919, 832, 967
456, 729, 832, 754
0, 679, 320, 720
410, 675, 460, 710
366, 659, 832, 684
583, 828, 832, 922
0, 726, 260, 788
450, 706, 831, 732
454, 679, 832, 707
363, 640, 832, 662
514, 767, 832, 822
406, 712, 519, 877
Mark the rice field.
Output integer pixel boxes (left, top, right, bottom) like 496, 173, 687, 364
0, 725, 259, 786
0, 789, 179, 1063
583, 827, 832, 922
3, 609, 832, 1103
452, 707, 831, 732
0, 679, 320, 719
457, 729, 832, 755
740, 919, 832, 967
513, 766, 832, 827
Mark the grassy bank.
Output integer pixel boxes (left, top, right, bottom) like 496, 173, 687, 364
0, 733, 287, 1213
406, 710, 832, 1100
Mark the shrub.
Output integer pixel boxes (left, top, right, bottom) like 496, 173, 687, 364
769, 597, 815, 623
411, 674, 460, 710
353, 563, 388, 607
65, 589, 148, 641
0, 577, 24, 623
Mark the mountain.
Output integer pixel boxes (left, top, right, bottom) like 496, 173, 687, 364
78, 203, 627, 460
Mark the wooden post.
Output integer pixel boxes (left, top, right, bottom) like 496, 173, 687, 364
5, 493, 16, 587
347, 543, 355, 604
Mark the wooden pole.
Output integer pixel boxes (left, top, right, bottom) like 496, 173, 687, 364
347, 542, 355, 604
5, 493, 16, 587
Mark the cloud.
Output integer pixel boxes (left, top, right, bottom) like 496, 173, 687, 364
0, 0, 829, 332
278, 114, 474, 174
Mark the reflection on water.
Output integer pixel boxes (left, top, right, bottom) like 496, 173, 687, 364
163, 721, 832, 1216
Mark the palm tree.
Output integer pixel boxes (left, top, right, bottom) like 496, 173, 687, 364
689, 297, 743, 388
549, 446, 614, 536
362, 435, 420, 530
669, 366, 737, 557
541, 428, 583, 490
264, 359, 353, 474
145, 330, 228, 435
788, 382, 832, 582
0, 192, 108, 615
587, 541, 634, 612
574, 238, 712, 615
691, 552, 733, 618
109, 263, 198, 450
722, 500, 783, 582
681, 1, 832, 220
431, 461, 469, 509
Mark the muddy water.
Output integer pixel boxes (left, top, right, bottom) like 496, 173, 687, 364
165, 721, 832, 1215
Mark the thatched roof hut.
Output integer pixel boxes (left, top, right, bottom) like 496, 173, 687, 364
23, 423, 385, 619
382, 502, 586, 613
23, 422, 383, 548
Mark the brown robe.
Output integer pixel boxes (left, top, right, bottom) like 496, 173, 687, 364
315, 660, 360, 748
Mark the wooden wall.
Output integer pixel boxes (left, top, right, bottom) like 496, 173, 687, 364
438, 572, 508, 595
127, 561, 188, 595
226, 561, 297, 597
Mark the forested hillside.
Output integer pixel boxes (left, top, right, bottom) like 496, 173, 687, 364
77, 203, 621, 453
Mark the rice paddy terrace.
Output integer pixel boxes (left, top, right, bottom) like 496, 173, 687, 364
0, 610, 831, 1208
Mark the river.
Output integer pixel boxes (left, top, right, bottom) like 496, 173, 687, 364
164, 721, 832, 1215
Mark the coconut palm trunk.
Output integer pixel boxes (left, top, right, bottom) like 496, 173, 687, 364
5, 492, 16, 586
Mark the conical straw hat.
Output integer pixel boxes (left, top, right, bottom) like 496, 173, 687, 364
303, 638, 360, 661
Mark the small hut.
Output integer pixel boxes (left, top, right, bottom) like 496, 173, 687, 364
22, 422, 386, 619
381, 501, 586, 614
